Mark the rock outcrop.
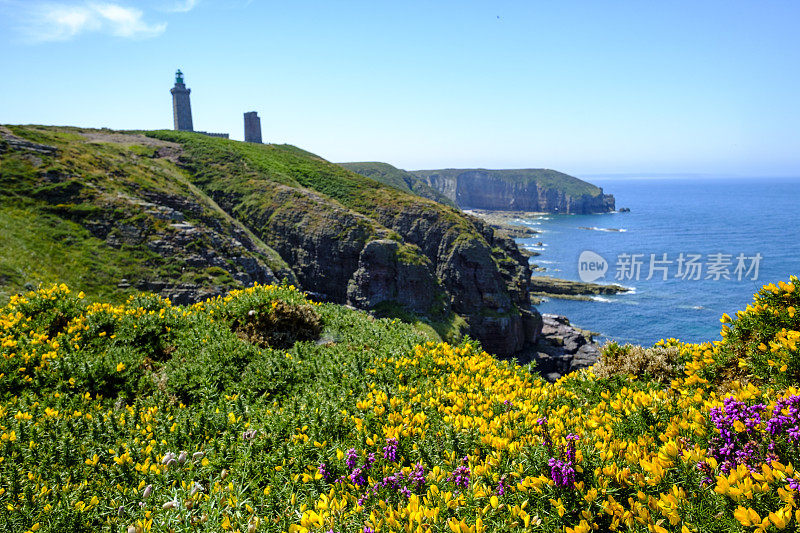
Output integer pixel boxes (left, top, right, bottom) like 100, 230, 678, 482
414, 168, 615, 214
150, 130, 542, 355
346, 239, 440, 315
514, 314, 600, 381
530, 276, 629, 299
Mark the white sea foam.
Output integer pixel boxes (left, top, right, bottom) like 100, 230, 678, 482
577, 226, 627, 232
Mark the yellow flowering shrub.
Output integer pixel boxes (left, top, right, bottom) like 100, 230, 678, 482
0, 276, 798, 532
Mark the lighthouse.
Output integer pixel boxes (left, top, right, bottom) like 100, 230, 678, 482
170, 69, 193, 132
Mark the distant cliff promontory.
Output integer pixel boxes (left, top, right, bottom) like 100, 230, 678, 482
413, 168, 615, 214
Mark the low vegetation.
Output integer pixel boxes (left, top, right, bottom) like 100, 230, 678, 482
592, 343, 683, 383
0, 125, 293, 305
338, 162, 457, 208
1, 275, 799, 532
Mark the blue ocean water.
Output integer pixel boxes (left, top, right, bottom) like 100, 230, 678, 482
517, 176, 800, 346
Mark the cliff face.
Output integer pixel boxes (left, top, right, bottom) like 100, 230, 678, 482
1, 126, 546, 355
338, 162, 456, 208
146, 131, 542, 355
415, 169, 615, 214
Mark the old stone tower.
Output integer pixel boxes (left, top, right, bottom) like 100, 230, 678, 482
243, 111, 262, 143
170, 69, 193, 132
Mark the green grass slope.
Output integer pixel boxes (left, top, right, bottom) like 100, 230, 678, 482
0, 125, 295, 304
2, 125, 537, 353
339, 161, 457, 208
146, 130, 466, 228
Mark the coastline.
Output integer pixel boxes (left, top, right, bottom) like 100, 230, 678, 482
466, 209, 628, 303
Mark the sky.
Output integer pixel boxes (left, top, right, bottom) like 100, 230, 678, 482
1, 0, 799, 176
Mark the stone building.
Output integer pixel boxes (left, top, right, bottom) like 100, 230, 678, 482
244, 111, 262, 143
170, 69, 193, 131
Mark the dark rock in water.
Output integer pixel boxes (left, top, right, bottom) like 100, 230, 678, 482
619, 207, 631, 212
530, 276, 628, 297
510, 313, 600, 381
490, 224, 539, 239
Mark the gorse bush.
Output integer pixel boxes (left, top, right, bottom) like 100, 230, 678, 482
230, 300, 323, 349
0, 277, 799, 532
718, 276, 800, 387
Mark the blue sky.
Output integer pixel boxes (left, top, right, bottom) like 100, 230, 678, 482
1, 0, 799, 176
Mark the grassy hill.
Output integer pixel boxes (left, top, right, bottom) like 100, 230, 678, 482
1, 125, 537, 354
1, 274, 798, 532
339, 162, 457, 208
0, 125, 293, 305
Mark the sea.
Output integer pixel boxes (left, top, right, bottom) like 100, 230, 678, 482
512, 176, 800, 346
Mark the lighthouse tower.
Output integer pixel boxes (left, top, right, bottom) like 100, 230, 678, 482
170, 69, 194, 131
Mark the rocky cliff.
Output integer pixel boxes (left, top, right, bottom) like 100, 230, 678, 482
414, 168, 615, 214
0, 125, 544, 355
338, 162, 456, 208
146, 130, 542, 355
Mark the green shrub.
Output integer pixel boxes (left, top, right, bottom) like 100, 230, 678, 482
230, 299, 322, 349
593, 341, 682, 383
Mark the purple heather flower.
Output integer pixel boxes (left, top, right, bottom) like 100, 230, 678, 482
707, 396, 771, 473
449, 460, 471, 490
696, 461, 713, 484
345, 448, 359, 472
538, 418, 553, 452
383, 438, 399, 462
548, 457, 576, 488
363, 527, 375, 533
318, 463, 333, 483
349, 466, 367, 487
565, 434, 579, 463
496, 475, 507, 496
410, 462, 426, 488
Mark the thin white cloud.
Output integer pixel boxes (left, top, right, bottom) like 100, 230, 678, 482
23, 2, 166, 42
165, 0, 198, 13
